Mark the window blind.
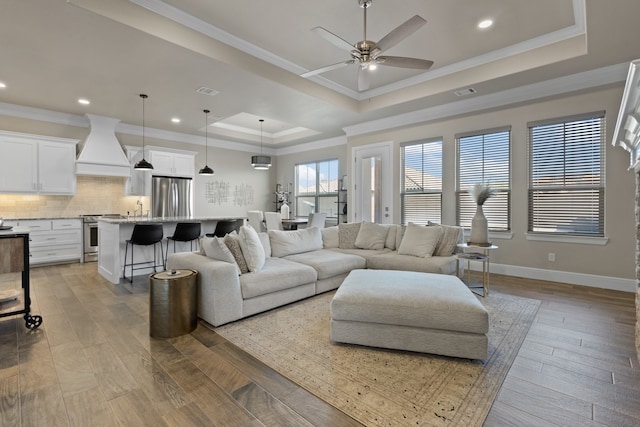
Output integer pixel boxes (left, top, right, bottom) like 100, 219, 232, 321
401, 139, 442, 224
456, 128, 511, 230
528, 112, 604, 236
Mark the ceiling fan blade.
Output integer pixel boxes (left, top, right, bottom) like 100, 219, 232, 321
375, 15, 426, 55
300, 60, 355, 78
311, 26, 355, 52
376, 56, 434, 70
358, 67, 370, 91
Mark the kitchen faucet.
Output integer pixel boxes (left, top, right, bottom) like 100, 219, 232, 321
135, 199, 143, 218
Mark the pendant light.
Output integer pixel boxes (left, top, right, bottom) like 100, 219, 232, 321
198, 109, 214, 175
251, 119, 271, 170
134, 93, 153, 170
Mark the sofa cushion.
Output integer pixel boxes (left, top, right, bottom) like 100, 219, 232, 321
395, 225, 406, 250
428, 222, 463, 256
321, 226, 339, 248
283, 249, 366, 280
238, 225, 266, 273
330, 247, 392, 263
338, 222, 361, 249
200, 236, 240, 275
240, 257, 317, 299
367, 252, 457, 275
397, 223, 441, 258
258, 232, 271, 258
223, 231, 249, 274
269, 227, 323, 257
355, 222, 388, 250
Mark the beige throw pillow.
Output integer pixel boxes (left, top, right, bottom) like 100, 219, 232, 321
201, 236, 241, 275
428, 221, 463, 256
223, 232, 249, 274
397, 223, 442, 258
238, 225, 266, 273
321, 226, 339, 248
355, 222, 388, 250
338, 222, 361, 249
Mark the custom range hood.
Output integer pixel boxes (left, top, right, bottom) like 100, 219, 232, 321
76, 114, 131, 177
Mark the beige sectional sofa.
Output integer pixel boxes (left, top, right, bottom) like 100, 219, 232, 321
167, 221, 463, 327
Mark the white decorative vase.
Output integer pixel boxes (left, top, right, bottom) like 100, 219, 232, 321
280, 202, 290, 220
470, 204, 489, 246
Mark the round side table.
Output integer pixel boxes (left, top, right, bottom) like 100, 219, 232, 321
149, 269, 197, 338
456, 243, 498, 297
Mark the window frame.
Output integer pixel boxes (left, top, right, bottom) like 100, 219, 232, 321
527, 111, 605, 237
294, 158, 340, 219
400, 138, 443, 225
455, 126, 512, 232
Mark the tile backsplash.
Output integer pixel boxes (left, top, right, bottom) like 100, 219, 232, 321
0, 176, 148, 219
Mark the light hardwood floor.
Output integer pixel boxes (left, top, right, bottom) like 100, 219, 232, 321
0, 263, 637, 426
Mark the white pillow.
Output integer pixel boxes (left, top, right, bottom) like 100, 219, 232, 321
384, 225, 398, 250
258, 232, 271, 258
321, 226, 339, 248
200, 236, 241, 275
269, 227, 323, 257
238, 225, 266, 272
355, 222, 388, 250
397, 223, 442, 258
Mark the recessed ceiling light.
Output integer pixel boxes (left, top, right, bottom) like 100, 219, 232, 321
78, 98, 90, 105
0, 82, 6, 89
478, 19, 493, 29
171, 117, 181, 124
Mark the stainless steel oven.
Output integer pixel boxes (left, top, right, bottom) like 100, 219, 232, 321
81, 215, 100, 262
81, 214, 123, 263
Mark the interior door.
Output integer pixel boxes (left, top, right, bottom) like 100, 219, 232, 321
352, 141, 393, 224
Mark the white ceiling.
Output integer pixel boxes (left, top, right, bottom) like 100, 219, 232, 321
0, 0, 639, 150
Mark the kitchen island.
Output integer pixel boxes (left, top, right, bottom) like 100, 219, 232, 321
97, 216, 244, 284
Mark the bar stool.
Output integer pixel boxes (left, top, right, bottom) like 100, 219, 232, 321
207, 219, 243, 237
165, 222, 201, 263
123, 223, 165, 283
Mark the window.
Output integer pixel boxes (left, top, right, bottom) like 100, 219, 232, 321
528, 111, 605, 236
456, 127, 511, 231
401, 139, 442, 225
295, 159, 339, 218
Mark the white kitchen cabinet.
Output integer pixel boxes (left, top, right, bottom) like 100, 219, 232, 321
0, 131, 78, 195
9, 218, 82, 265
149, 149, 195, 177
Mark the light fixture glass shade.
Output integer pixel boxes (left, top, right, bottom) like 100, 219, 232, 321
251, 155, 272, 170
134, 157, 153, 170
199, 165, 214, 175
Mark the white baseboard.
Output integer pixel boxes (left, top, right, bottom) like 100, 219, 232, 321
465, 262, 636, 293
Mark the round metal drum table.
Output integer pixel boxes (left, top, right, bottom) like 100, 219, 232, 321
149, 269, 197, 338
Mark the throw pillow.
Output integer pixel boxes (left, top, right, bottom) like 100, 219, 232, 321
395, 224, 406, 250
384, 224, 398, 250
269, 226, 323, 258
223, 232, 249, 274
338, 222, 361, 249
200, 236, 241, 275
355, 222, 388, 250
397, 223, 442, 258
238, 225, 266, 273
321, 226, 339, 248
428, 221, 463, 257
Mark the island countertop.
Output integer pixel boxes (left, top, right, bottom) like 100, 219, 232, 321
98, 216, 245, 224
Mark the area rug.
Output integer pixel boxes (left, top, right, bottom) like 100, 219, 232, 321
215, 290, 540, 426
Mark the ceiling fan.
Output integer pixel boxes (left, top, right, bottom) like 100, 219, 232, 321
300, 0, 434, 91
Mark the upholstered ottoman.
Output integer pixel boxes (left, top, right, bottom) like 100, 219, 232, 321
330, 269, 489, 360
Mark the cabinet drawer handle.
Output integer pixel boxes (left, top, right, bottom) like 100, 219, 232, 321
46, 237, 56, 240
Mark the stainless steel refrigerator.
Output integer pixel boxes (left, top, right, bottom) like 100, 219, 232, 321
151, 176, 192, 218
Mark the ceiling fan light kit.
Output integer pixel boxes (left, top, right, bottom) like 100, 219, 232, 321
301, 0, 433, 91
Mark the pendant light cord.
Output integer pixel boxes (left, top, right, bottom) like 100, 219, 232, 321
259, 119, 264, 154
204, 109, 209, 163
